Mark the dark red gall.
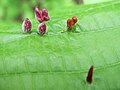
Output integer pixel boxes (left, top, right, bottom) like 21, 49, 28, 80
86, 66, 94, 84
67, 19, 74, 30
67, 16, 78, 31
72, 16, 77, 24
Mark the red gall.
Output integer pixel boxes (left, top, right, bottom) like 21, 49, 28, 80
86, 66, 94, 84
67, 16, 78, 31
37, 23, 46, 35
35, 7, 50, 23
35, 7, 43, 23
22, 18, 32, 33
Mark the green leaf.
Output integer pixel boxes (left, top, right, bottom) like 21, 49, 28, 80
0, 0, 120, 90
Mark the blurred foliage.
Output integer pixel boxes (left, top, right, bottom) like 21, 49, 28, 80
84, 0, 113, 4
0, 0, 112, 22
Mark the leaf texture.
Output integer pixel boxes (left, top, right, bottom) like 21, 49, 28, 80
0, 1, 120, 90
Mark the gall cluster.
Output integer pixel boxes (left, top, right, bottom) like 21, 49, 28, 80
22, 7, 50, 35
67, 16, 77, 31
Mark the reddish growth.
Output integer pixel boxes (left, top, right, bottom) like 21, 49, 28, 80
35, 7, 50, 23
67, 16, 77, 30
86, 66, 94, 84
22, 18, 32, 33
38, 23, 46, 35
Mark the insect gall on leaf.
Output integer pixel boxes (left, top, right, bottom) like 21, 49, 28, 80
22, 18, 32, 33
35, 6, 44, 23
37, 23, 46, 36
72, 16, 78, 24
67, 19, 74, 30
67, 16, 78, 32
35, 7, 50, 23
42, 8, 50, 21
86, 66, 94, 84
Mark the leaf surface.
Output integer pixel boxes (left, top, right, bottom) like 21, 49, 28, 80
0, 1, 120, 90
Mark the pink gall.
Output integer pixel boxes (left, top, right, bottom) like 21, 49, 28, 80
42, 8, 50, 21
22, 18, 32, 33
38, 23, 46, 35
35, 7, 43, 23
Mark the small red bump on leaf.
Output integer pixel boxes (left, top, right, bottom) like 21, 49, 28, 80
38, 23, 46, 35
42, 8, 50, 21
67, 19, 71, 25
67, 16, 78, 31
72, 16, 77, 24
86, 66, 94, 84
35, 6, 43, 23
67, 19, 74, 30
22, 18, 32, 33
